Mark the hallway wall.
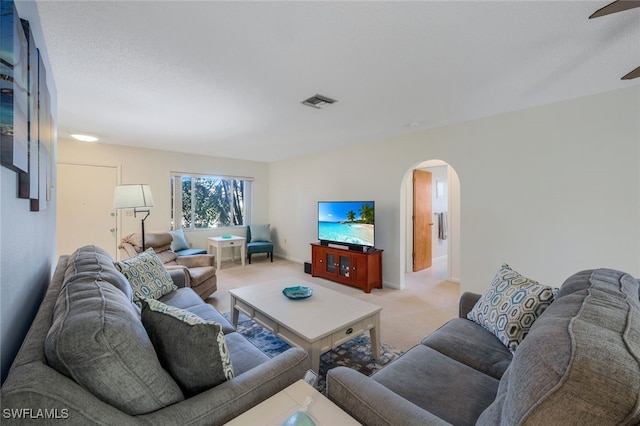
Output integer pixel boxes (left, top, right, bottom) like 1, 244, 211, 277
269, 87, 640, 293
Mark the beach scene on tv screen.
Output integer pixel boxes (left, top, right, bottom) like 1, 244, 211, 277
318, 201, 374, 247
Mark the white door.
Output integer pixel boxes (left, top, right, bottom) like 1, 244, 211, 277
57, 163, 118, 258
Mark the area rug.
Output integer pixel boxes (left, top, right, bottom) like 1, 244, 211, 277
223, 312, 403, 391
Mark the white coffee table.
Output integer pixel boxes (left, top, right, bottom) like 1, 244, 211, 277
224, 379, 360, 425
229, 278, 381, 373
208, 236, 246, 270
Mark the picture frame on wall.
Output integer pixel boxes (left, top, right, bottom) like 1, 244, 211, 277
1, 0, 54, 211
0, 0, 29, 174
31, 54, 52, 212
18, 21, 39, 200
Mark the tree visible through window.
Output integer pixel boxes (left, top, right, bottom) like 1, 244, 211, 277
171, 174, 251, 229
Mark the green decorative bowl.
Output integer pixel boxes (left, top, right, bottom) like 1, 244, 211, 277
282, 286, 313, 300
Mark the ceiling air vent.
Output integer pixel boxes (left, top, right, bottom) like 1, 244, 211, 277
301, 94, 337, 109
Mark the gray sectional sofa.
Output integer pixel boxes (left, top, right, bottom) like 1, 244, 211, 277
0, 246, 309, 425
327, 268, 640, 425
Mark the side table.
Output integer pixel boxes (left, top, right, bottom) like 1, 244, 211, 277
208, 236, 246, 270
224, 379, 359, 425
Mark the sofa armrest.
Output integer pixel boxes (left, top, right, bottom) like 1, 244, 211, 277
459, 292, 482, 318
2, 349, 308, 426
167, 268, 188, 288
326, 367, 452, 426
139, 348, 309, 426
176, 254, 215, 268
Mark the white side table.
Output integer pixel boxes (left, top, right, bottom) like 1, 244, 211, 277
224, 379, 359, 425
208, 236, 246, 270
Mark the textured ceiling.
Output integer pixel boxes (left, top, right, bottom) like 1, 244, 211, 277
36, 1, 640, 162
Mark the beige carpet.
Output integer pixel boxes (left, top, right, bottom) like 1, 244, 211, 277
205, 255, 460, 352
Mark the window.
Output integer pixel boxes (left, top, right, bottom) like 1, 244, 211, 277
171, 173, 252, 229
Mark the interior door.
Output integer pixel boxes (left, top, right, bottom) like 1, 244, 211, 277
413, 169, 433, 271
57, 163, 118, 258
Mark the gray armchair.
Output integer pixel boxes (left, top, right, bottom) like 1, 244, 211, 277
119, 232, 217, 299
246, 225, 273, 264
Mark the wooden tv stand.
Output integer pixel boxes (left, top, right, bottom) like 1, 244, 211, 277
311, 243, 383, 293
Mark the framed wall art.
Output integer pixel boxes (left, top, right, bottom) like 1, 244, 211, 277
31, 53, 52, 212
2, 0, 55, 211
18, 21, 39, 200
0, 0, 29, 174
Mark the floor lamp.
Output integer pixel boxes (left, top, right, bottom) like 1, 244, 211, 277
113, 184, 155, 251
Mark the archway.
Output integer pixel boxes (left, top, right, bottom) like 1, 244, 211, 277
399, 159, 461, 289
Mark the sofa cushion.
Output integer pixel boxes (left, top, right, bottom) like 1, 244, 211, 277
477, 268, 640, 425
121, 232, 173, 253
175, 248, 207, 256
45, 268, 184, 415
141, 299, 234, 397
169, 228, 189, 251
422, 318, 512, 379
156, 249, 179, 264
467, 263, 556, 352
373, 344, 500, 425
187, 304, 236, 334
115, 248, 178, 307
224, 332, 271, 374
158, 289, 235, 333
159, 286, 206, 309
63, 245, 133, 301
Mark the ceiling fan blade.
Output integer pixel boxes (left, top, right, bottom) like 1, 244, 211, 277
621, 65, 640, 80
589, 0, 640, 18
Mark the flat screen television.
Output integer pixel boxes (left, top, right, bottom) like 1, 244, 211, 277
318, 201, 375, 249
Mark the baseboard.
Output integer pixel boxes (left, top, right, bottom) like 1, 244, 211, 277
274, 253, 305, 264
383, 279, 400, 289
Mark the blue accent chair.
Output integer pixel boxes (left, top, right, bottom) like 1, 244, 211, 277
246, 225, 273, 264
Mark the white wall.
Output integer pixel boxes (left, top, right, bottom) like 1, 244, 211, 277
57, 141, 270, 258
270, 87, 640, 293
1, 0, 57, 383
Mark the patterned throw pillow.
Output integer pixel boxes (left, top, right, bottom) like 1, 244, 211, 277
114, 248, 177, 307
467, 264, 556, 352
141, 299, 234, 396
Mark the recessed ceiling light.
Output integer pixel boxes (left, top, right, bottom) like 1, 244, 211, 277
71, 134, 99, 142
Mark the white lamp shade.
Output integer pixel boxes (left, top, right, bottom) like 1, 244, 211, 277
113, 184, 155, 209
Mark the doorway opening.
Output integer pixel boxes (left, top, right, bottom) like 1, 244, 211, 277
400, 159, 460, 289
